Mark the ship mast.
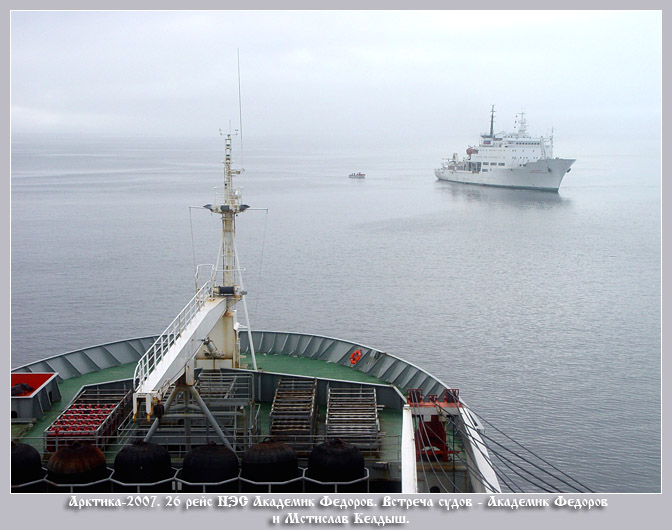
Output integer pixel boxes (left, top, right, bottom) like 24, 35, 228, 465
489, 105, 495, 138
197, 51, 257, 373
132, 57, 258, 432
516, 111, 528, 138
220, 131, 243, 291
199, 130, 249, 371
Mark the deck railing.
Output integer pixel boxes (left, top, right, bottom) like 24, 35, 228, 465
214, 185, 242, 207
133, 279, 214, 391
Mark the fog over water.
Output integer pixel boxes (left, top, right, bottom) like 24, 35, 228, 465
10, 10, 661, 494
11, 11, 661, 154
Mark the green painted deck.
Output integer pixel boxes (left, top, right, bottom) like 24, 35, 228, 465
14, 353, 398, 453
250, 353, 385, 384
13, 363, 138, 451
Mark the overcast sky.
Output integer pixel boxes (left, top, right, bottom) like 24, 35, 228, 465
10, 10, 662, 154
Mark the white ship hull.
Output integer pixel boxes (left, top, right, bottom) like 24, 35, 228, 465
435, 158, 575, 192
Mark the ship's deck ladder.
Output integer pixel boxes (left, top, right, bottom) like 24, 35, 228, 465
132, 279, 228, 418
326, 387, 380, 450
270, 378, 318, 450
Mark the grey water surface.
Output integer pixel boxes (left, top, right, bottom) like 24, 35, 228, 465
10, 135, 660, 492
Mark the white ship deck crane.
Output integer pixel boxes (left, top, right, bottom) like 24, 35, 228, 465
132, 133, 256, 447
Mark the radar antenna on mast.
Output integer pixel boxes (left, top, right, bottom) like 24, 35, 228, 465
515, 109, 528, 138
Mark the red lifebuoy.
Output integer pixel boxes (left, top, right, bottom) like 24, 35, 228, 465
350, 349, 362, 365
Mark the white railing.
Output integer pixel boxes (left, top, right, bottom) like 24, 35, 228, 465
214, 185, 242, 206
195, 264, 215, 291
133, 279, 215, 391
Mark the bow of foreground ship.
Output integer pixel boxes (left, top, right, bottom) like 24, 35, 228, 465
435, 107, 575, 192
11, 133, 500, 494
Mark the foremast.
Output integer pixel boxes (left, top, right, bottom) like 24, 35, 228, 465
132, 132, 253, 432
198, 132, 250, 372
488, 104, 495, 138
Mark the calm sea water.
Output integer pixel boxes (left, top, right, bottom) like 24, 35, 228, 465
10, 135, 661, 493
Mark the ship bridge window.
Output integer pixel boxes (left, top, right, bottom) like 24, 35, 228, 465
498, 163, 505, 166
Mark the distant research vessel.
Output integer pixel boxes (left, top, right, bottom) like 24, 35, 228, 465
435, 107, 575, 192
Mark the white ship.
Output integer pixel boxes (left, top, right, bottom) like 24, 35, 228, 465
435, 107, 575, 192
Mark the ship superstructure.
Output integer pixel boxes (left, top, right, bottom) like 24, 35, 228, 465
435, 107, 575, 191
